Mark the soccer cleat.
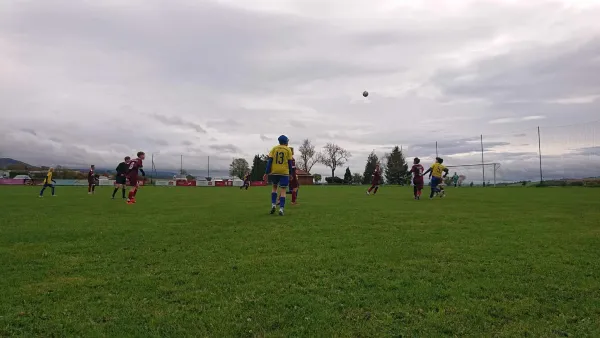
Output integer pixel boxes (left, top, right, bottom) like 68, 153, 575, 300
279, 209, 284, 216
270, 205, 276, 214
366, 191, 370, 195
39, 195, 43, 198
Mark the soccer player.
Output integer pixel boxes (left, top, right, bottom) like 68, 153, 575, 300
423, 157, 449, 199
126, 152, 146, 204
410, 157, 425, 200
39, 168, 56, 197
289, 147, 299, 205
112, 156, 130, 199
452, 172, 459, 187
87, 165, 96, 194
240, 172, 251, 190
366, 164, 381, 195
263, 135, 294, 216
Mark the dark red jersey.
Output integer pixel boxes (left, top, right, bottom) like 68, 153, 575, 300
88, 169, 95, 181
411, 164, 424, 182
127, 158, 143, 177
372, 168, 381, 184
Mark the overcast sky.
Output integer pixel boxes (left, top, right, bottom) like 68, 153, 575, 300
1, 0, 599, 181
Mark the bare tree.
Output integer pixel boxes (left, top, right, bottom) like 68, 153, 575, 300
229, 158, 250, 179
298, 139, 320, 173
319, 143, 351, 178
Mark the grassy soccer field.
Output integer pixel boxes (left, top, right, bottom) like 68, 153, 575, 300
1, 186, 599, 337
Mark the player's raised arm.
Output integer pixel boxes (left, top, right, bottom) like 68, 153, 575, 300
442, 167, 449, 178
139, 168, 146, 176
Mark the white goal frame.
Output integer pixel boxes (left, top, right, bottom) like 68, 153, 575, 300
446, 162, 501, 187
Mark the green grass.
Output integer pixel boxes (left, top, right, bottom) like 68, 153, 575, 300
1, 186, 599, 337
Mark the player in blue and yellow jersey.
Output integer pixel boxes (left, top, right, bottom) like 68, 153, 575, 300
263, 135, 294, 216
423, 157, 449, 199
39, 168, 56, 197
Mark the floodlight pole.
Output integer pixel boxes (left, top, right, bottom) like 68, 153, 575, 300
538, 126, 543, 184
435, 141, 438, 157
480, 135, 485, 186
207, 156, 210, 178
493, 163, 497, 187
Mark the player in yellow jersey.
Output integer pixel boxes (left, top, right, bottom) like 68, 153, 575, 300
39, 168, 56, 197
263, 135, 294, 216
423, 157, 449, 199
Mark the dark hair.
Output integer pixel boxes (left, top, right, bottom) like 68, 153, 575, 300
436, 157, 444, 164
137, 151, 145, 157
124, 156, 131, 161
414, 157, 420, 164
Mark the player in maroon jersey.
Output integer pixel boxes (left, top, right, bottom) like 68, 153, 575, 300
366, 164, 381, 195
126, 151, 146, 204
410, 157, 425, 200
87, 165, 96, 194
289, 148, 299, 204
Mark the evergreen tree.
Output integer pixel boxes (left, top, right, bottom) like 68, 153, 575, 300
352, 173, 363, 184
384, 146, 409, 185
362, 151, 379, 184
249, 154, 268, 181
343, 167, 352, 184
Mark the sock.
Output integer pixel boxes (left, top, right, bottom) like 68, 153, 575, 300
368, 186, 373, 192
279, 196, 286, 209
39, 187, 45, 196
292, 191, 297, 203
430, 189, 435, 198
122, 188, 126, 198
373, 187, 379, 195
413, 186, 417, 197
51, 186, 55, 195
271, 192, 277, 205
88, 185, 91, 193
133, 189, 138, 197
418, 190, 422, 197
92, 185, 96, 192
112, 188, 118, 197
128, 190, 134, 200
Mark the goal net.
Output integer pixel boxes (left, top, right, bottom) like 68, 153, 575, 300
445, 163, 501, 187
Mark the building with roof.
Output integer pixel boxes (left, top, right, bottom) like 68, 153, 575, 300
296, 169, 314, 185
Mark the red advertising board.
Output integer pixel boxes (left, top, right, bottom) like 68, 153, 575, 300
250, 181, 267, 186
175, 180, 197, 186
0, 179, 26, 185
214, 180, 234, 187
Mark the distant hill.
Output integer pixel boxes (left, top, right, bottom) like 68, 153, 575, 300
0, 158, 38, 170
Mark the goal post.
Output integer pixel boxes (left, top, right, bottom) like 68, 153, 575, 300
445, 163, 501, 187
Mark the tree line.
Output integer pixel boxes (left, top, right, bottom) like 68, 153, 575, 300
229, 139, 412, 185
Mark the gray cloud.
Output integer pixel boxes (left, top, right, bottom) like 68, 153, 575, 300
20, 128, 37, 136
209, 144, 243, 154
433, 38, 600, 104
150, 114, 206, 133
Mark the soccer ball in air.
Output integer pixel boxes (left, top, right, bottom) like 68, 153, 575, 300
362, 91, 369, 97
